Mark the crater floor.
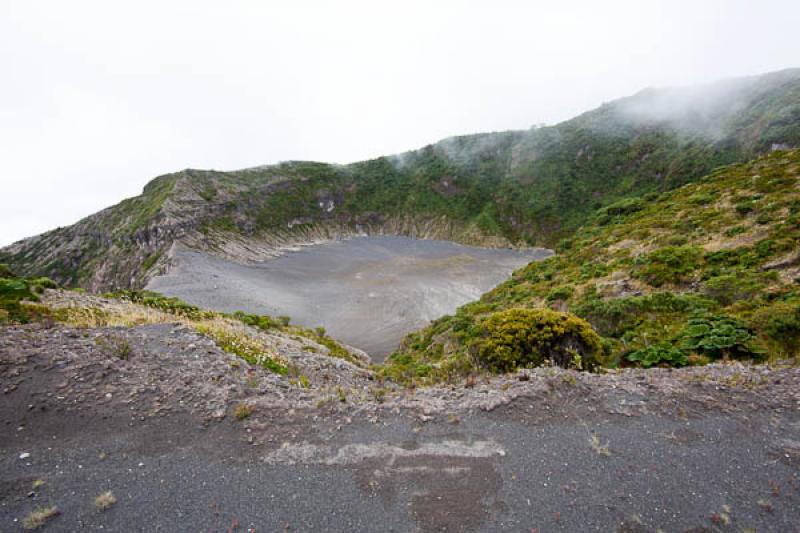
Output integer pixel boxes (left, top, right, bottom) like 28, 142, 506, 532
147, 236, 551, 360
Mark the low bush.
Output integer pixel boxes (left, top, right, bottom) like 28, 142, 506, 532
702, 274, 764, 306
471, 308, 602, 372
625, 342, 688, 368
750, 301, 800, 356
633, 245, 704, 287
545, 286, 574, 303
111, 290, 209, 320
0, 263, 16, 278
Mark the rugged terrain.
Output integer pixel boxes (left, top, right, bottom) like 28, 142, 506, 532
2, 69, 799, 291
2, 294, 800, 531
391, 149, 800, 381
2, 70, 800, 531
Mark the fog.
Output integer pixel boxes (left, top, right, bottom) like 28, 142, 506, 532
610, 69, 800, 139
1, 0, 798, 245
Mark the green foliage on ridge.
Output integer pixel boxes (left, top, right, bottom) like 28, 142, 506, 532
386, 149, 800, 379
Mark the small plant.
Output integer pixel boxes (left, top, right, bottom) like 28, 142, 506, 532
96, 334, 133, 360
561, 373, 578, 386
95, 491, 117, 511
23, 506, 59, 530
298, 374, 311, 389
32, 479, 45, 490
589, 433, 610, 456
234, 402, 253, 420
680, 315, 765, 361
336, 386, 347, 403
626, 342, 688, 368
370, 386, 386, 403
314, 326, 326, 337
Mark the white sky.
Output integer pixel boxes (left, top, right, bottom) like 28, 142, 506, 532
1, 0, 798, 246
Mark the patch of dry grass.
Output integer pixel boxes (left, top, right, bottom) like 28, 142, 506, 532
48, 295, 289, 374
234, 402, 253, 420
589, 433, 610, 456
22, 506, 59, 530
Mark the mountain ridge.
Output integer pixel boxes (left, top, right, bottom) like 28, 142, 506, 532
2, 68, 799, 291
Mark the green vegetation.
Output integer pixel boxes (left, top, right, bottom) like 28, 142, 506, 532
194, 325, 288, 375
0, 265, 58, 324
471, 308, 602, 372
387, 150, 800, 380
626, 342, 688, 368
111, 290, 212, 319
95, 334, 133, 360
680, 315, 765, 361
230, 310, 362, 366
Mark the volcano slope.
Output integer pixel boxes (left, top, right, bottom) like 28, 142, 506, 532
2, 69, 800, 293
2, 150, 800, 531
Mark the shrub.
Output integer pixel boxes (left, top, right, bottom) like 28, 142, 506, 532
724, 225, 747, 237
626, 342, 688, 368
232, 311, 278, 330
750, 302, 800, 356
112, 290, 208, 320
546, 286, 574, 303
96, 334, 133, 360
0, 263, 16, 278
0, 278, 40, 323
702, 274, 764, 306
633, 245, 703, 287
680, 315, 765, 361
471, 308, 602, 372
598, 197, 644, 220
0, 278, 33, 300
30, 277, 58, 290
735, 201, 755, 215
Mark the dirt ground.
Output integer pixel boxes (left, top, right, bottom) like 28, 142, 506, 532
2, 321, 800, 531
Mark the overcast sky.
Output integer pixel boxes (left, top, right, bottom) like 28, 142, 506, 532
1, 0, 798, 246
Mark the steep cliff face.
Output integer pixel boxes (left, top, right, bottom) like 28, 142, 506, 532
3, 69, 800, 291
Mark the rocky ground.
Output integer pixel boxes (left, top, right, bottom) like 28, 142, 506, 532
2, 320, 800, 531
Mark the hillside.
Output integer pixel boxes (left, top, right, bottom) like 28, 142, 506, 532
387, 149, 800, 381
2, 69, 800, 291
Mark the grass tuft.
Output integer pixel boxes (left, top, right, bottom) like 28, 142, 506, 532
95, 491, 117, 511
22, 506, 59, 530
